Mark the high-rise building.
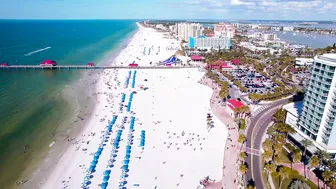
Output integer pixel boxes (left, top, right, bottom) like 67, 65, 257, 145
214, 23, 235, 38
297, 54, 336, 153
176, 23, 203, 41
188, 36, 231, 50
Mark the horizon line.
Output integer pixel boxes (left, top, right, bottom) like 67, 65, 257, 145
0, 18, 334, 22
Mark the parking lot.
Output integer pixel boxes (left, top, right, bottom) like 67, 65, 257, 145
228, 69, 278, 94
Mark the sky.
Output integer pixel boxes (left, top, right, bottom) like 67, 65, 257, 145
0, 0, 336, 20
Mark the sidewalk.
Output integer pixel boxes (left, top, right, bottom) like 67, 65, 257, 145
201, 77, 239, 189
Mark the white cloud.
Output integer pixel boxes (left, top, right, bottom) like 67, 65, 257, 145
230, 0, 256, 6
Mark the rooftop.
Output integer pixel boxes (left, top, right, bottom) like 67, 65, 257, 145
283, 101, 303, 117
315, 54, 336, 66
227, 99, 245, 110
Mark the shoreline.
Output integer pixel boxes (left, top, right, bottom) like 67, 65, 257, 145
20, 23, 141, 189
35, 23, 228, 189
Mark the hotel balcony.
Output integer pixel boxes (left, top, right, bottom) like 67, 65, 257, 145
324, 122, 333, 129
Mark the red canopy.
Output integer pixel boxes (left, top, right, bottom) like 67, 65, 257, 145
88, 62, 95, 66
128, 63, 138, 67
227, 99, 244, 110
0, 62, 8, 66
231, 59, 241, 65
40, 60, 56, 65
190, 55, 204, 61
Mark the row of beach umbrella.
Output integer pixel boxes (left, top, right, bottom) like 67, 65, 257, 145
121, 93, 126, 103
82, 115, 118, 188
132, 70, 137, 88
140, 130, 146, 147
125, 70, 132, 88
118, 117, 136, 188
126, 93, 133, 112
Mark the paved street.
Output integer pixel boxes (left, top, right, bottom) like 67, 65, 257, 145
245, 99, 288, 188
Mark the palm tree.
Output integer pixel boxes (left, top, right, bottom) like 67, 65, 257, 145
309, 155, 320, 169
262, 138, 273, 151
301, 139, 313, 157
239, 152, 248, 162
238, 134, 246, 150
322, 170, 334, 188
262, 150, 273, 162
273, 142, 283, 154
274, 155, 281, 166
264, 163, 276, 182
316, 150, 331, 168
279, 166, 291, 189
239, 163, 248, 181
275, 123, 296, 144
329, 179, 336, 189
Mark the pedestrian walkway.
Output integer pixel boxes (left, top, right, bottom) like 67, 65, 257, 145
237, 146, 260, 156
250, 104, 270, 117
201, 77, 239, 189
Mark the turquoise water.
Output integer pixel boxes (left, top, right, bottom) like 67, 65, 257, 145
0, 20, 137, 188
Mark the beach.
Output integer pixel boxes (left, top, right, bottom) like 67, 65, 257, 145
38, 24, 228, 189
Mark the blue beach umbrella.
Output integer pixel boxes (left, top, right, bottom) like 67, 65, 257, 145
126, 145, 131, 149
104, 170, 111, 176
122, 165, 129, 171
101, 182, 107, 189
125, 154, 130, 159
124, 159, 130, 165
94, 155, 99, 161
103, 175, 109, 182
89, 165, 95, 172
126, 149, 131, 153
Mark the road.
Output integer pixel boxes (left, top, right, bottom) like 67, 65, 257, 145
245, 99, 288, 188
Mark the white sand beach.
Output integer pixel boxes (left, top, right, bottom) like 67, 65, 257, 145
40, 23, 227, 189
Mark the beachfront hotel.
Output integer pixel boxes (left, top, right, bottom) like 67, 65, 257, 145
214, 23, 235, 38
284, 54, 336, 156
188, 36, 231, 50
176, 23, 203, 41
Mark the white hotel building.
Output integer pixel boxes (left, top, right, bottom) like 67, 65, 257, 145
214, 23, 235, 38
188, 36, 231, 50
284, 54, 336, 156
176, 23, 203, 41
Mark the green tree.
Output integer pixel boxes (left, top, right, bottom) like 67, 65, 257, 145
289, 180, 311, 189
329, 179, 336, 189
262, 138, 274, 151
293, 152, 302, 163
273, 142, 283, 154
238, 134, 246, 144
263, 150, 273, 162
279, 166, 291, 189
274, 155, 281, 166
265, 163, 276, 182
322, 170, 334, 188
316, 150, 331, 166
309, 155, 319, 169
239, 152, 248, 162
301, 139, 313, 156
239, 163, 249, 181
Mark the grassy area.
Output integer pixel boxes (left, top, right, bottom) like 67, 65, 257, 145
271, 168, 318, 189
278, 149, 292, 164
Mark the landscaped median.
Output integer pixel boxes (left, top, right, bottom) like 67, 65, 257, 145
271, 167, 317, 189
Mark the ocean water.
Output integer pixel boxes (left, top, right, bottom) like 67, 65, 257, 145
0, 20, 137, 188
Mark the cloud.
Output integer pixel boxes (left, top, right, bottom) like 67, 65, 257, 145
230, 0, 256, 6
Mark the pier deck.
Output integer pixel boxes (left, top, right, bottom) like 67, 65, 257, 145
0, 65, 198, 70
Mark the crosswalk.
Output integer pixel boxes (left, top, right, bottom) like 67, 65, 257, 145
250, 104, 270, 117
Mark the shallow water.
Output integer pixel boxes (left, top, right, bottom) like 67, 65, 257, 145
0, 20, 137, 188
